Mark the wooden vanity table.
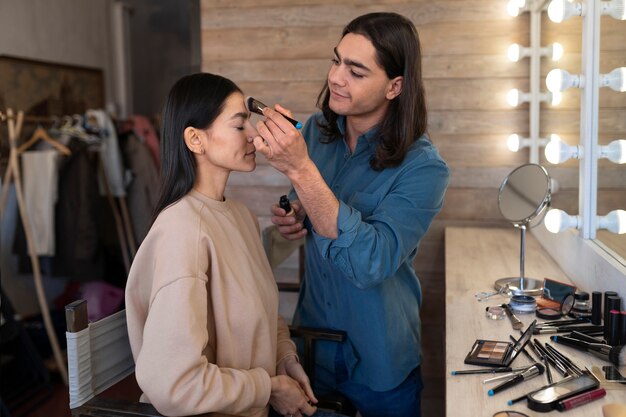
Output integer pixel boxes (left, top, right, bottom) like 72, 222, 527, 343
445, 227, 624, 416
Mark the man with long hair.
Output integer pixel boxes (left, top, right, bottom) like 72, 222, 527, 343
254, 12, 449, 417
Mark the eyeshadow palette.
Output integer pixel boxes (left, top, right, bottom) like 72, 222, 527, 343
464, 320, 536, 367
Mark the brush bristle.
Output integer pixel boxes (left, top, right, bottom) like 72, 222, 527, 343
609, 344, 626, 366
245, 96, 267, 115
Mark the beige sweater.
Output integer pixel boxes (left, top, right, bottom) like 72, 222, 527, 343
125, 191, 297, 417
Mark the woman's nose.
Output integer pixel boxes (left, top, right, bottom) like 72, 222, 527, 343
245, 121, 257, 141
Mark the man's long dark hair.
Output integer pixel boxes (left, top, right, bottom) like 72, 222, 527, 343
152, 73, 241, 222
316, 12, 427, 170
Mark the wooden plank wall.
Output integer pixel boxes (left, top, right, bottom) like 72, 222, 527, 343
200, 1, 626, 413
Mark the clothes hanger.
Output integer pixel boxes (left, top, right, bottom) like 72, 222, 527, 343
59, 114, 89, 141
17, 124, 72, 156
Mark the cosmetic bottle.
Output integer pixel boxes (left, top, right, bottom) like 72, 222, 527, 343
279, 195, 294, 217
591, 291, 602, 325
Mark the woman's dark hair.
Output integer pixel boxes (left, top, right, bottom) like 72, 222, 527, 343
152, 73, 241, 221
316, 12, 427, 170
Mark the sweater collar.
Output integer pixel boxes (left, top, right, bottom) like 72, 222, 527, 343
189, 189, 231, 213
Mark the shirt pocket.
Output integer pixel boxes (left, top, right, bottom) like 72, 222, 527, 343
347, 191, 381, 218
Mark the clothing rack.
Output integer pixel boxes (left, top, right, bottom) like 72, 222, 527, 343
0, 109, 68, 385
1, 109, 137, 269
1, 109, 139, 385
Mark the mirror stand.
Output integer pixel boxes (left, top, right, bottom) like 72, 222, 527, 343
494, 224, 543, 296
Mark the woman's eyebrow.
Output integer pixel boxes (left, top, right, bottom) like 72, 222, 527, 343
230, 111, 249, 121
334, 47, 370, 72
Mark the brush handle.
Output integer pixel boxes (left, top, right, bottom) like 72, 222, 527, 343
502, 304, 523, 330
551, 335, 613, 361
569, 330, 604, 344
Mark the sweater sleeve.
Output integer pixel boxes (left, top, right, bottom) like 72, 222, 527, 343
276, 315, 298, 366
135, 277, 271, 416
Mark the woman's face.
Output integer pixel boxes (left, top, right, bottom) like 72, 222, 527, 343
201, 92, 257, 173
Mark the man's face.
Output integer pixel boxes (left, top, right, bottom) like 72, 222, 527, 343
327, 33, 402, 126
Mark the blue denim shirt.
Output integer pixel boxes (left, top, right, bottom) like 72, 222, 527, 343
291, 113, 449, 391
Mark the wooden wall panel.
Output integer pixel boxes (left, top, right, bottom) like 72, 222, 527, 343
202, 1, 626, 413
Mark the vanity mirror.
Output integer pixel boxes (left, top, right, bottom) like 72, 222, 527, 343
495, 163, 551, 296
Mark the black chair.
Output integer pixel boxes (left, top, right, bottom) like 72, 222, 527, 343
263, 226, 357, 417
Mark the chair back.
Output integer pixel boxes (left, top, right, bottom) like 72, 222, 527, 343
65, 299, 135, 409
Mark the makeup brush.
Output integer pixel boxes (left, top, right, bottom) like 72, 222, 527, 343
487, 363, 545, 396
550, 335, 626, 366
246, 96, 302, 129
568, 330, 605, 344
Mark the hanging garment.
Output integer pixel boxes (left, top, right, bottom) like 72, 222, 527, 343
120, 133, 159, 245
86, 109, 128, 197
20, 150, 60, 256
129, 115, 160, 169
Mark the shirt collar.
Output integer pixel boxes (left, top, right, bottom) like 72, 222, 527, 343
337, 116, 380, 152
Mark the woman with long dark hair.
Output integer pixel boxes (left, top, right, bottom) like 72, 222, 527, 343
125, 73, 318, 417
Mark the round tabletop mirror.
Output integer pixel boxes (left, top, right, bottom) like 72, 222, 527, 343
498, 164, 551, 226
494, 164, 551, 296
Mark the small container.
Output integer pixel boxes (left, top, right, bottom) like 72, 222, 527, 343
607, 310, 621, 346
570, 292, 592, 318
605, 296, 622, 340
485, 306, 506, 320
604, 291, 618, 333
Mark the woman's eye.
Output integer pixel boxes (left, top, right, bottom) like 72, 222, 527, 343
331, 58, 339, 65
236, 126, 245, 131
351, 71, 364, 78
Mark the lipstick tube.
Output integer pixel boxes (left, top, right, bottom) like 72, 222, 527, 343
555, 387, 606, 411
591, 291, 602, 325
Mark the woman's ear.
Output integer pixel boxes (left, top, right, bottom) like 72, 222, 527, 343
386, 76, 403, 100
183, 127, 205, 155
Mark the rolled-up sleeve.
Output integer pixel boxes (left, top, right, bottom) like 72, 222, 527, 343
311, 158, 449, 289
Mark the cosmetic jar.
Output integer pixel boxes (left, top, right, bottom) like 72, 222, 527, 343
510, 295, 536, 314
485, 306, 506, 320
570, 292, 592, 318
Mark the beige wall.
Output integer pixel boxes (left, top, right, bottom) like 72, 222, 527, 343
200, 0, 626, 411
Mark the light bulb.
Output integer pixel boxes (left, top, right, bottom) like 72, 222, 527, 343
600, 67, 626, 92
508, 44, 521, 62
597, 210, 626, 234
545, 134, 582, 164
548, 0, 585, 22
546, 69, 583, 92
551, 42, 564, 61
599, 139, 626, 164
601, 0, 626, 20
506, 89, 529, 107
507, 0, 522, 16
507, 134, 521, 152
550, 91, 563, 106
545, 208, 580, 233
